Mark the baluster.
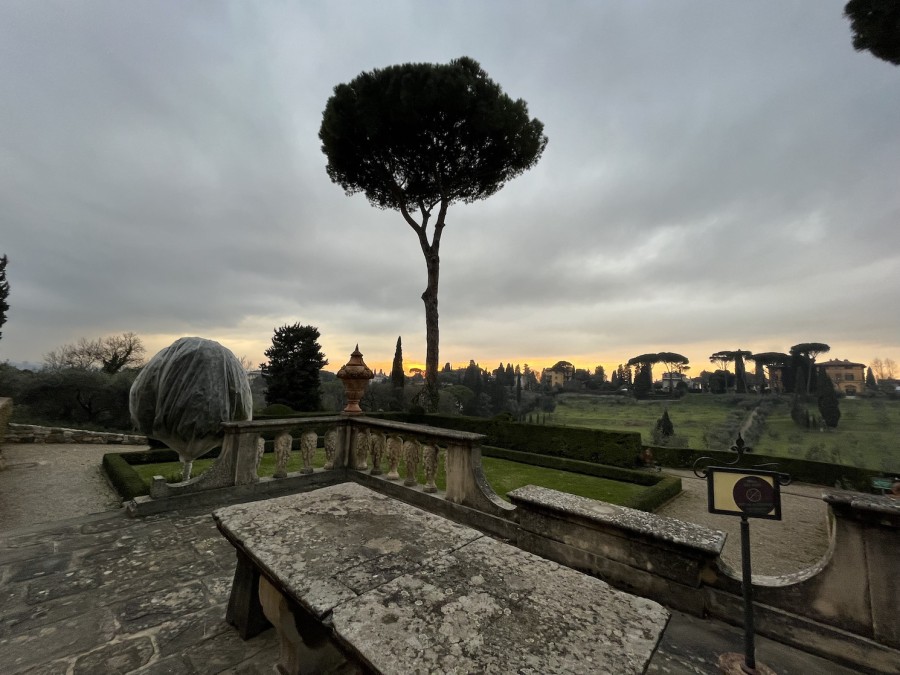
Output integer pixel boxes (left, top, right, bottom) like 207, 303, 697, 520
370, 432, 385, 475
423, 443, 439, 493
273, 431, 292, 479
256, 437, 266, 468
355, 429, 369, 470
300, 429, 317, 474
324, 428, 338, 470
386, 435, 402, 480
403, 438, 421, 487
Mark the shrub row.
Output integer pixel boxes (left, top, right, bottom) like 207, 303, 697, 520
391, 413, 643, 464
482, 445, 681, 512
102, 452, 149, 500
389, 413, 886, 490
103, 447, 222, 500
645, 444, 882, 491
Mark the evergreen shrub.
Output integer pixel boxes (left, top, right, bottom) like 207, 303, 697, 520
394, 413, 642, 464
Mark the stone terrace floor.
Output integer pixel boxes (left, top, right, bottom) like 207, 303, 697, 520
0, 504, 866, 675
0, 443, 863, 674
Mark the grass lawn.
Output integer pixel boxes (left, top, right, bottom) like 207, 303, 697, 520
130, 449, 647, 505
753, 397, 900, 472
545, 393, 754, 450
542, 393, 900, 473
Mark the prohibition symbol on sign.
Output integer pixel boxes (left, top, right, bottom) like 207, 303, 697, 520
733, 476, 776, 517
706, 467, 782, 520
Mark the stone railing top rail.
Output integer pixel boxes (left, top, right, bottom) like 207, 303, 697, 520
509, 484, 726, 556
221, 415, 344, 432
823, 489, 900, 522
221, 415, 486, 444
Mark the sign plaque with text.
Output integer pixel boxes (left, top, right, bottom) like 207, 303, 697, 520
707, 466, 782, 520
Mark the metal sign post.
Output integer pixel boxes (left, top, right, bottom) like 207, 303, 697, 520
693, 436, 789, 675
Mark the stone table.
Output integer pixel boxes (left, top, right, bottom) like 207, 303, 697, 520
214, 482, 670, 674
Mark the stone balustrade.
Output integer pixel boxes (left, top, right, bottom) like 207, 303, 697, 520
137, 415, 509, 517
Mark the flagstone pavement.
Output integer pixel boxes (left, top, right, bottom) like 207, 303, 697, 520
0, 444, 862, 674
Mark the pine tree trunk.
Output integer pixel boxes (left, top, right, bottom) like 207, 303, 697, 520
422, 250, 440, 411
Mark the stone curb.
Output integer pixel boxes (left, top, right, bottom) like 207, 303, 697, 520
5, 423, 147, 445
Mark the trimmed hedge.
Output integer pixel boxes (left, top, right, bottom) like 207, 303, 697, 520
391, 413, 642, 464
102, 452, 150, 500
384, 413, 883, 491
103, 447, 221, 500
645, 444, 883, 492
482, 445, 681, 512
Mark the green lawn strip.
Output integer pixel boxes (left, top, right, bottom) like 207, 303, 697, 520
547, 393, 900, 474
128, 450, 649, 507
481, 456, 645, 504
549, 393, 751, 449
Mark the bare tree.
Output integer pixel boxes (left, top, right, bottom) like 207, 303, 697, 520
44, 332, 145, 373
871, 357, 885, 380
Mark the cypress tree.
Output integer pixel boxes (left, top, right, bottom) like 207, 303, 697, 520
866, 366, 877, 389
817, 370, 841, 428
656, 409, 674, 437
390, 336, 405, 389
633, 364, 652, 399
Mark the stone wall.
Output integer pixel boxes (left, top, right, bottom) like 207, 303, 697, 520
6, 422, 147, 445
506, 484, 900, 674
0, 397, 12, 470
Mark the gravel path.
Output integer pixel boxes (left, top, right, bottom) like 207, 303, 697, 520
0, 443, 139, 531
0, 444, 831, 577
657, 469, 831, 576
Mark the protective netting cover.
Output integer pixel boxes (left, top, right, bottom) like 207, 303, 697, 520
129, 337, 252, 462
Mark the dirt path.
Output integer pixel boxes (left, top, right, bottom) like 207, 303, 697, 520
657, 468, 830, 576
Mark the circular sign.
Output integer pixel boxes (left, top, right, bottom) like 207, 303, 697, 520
733, 476, 775, 516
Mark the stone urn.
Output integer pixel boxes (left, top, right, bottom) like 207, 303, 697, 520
337, 345, 374, 415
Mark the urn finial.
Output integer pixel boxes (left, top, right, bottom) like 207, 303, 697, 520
336, 345, 374, 414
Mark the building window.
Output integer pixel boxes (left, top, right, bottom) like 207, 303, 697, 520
845, 373, 854, 381
832, 373, 842, 381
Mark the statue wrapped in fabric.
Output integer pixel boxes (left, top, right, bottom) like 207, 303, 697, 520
129, 337, 252, 481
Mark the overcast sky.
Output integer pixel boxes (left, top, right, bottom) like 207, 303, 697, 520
2, 1, 898, 376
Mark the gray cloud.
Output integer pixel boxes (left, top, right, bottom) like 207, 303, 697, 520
1, 1, 898, 373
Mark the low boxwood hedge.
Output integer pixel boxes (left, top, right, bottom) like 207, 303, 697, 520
482, 445, 681, 512
389, 414, 643, 464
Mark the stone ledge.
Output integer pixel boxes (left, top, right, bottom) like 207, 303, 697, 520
6, 423, 148, 445
508, 484, 726, 556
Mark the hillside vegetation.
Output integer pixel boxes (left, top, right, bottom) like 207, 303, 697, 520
546, 393, 899, 473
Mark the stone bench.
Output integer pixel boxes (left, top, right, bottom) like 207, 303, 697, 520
214, 482, 670, 674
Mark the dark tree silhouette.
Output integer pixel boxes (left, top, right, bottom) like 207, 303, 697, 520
320, 57, 547, 410
817, 370, 841, 428
262, 324, 328, 412
627, 353, 660, 388
390, 336, 405, 390
708, 350, 752, 392
656, 409, 675, 438
633, 364, 653, 400
656, 352, 689, 391
844, 0, 900, 65
866, 366, 877, 389
747, 352, 790, 393
790, 342, 830, 395
0, 255, 8, 341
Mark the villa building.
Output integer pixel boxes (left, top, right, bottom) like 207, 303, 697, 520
818, 359, 866, 395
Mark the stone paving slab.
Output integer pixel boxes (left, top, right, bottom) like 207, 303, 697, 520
0, 463, 871, 675
0, 509, 278, 675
